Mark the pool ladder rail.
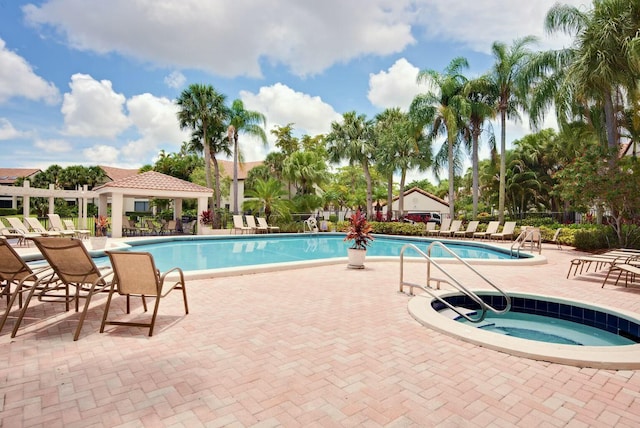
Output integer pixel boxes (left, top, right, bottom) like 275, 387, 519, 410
510, 227, 541, 258
399, 241, 511, 323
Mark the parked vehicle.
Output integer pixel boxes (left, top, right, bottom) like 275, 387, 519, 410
404, 212, 441, 225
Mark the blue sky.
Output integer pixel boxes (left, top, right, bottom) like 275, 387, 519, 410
0, 0, 589, 179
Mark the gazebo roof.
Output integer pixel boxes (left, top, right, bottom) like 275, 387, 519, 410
94, 171, 212, 195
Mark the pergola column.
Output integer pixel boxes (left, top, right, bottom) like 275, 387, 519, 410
197, 196, 208, 235
48, 184, 55, 215
110, 193, 124, 238
22, 181, 30, 217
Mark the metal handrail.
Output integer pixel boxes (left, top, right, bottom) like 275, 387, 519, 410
399, 242, 511, 323
510, 228, 541, 257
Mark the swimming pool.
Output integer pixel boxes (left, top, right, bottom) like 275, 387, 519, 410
409, 291, 640, 369
94, 234, 533, 273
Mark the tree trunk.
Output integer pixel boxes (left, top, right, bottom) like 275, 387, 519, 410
448, 135, 455, 219
212, 157, 221, 229
386, 176, 393, 221
498, 109, 506, 223
203, 131, 214, 212
363, 161, 373, 220
399, 169, 407, 219
472, 131, 480, 218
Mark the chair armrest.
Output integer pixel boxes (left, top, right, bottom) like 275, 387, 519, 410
159, 267, 185, 297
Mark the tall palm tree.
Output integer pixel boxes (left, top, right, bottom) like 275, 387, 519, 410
463, 77, 497, 218
326, 111, 376, 219
488, 37, 536, 223
375, 108, 431, 220
410, 57, 470, 219
176, 84, 228, 212
531, 1, 640, 163
227, 99, 267, 214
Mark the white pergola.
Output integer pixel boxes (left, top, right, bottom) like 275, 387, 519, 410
93, 171, 212, 238
0, 181, 94, 227
0, 171, 212, 238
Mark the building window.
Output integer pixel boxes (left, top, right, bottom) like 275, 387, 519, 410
134, 201, 150, 212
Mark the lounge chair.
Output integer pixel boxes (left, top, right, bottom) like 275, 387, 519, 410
490, 221, 517, 241
5, 217, 43, 245
24, 217, 62, 237
439, 220, 463, 238
145, 219, 161, 235
566, 250, 638, 278
472, 221, 500, 240
182, 220, 197, 235
0, 237, 67, 335
47, 214, 77, 237
232, 215, 251, 234
601, 255, 640, 288
100, 251, 188, 337
14, 237, 114, 340
550, 228, 562, 249
428, 218, 451, 237
422, 222, 437, 236
0, 218, 24, 243
454, 221, 480, 238
257, 217, 279, 233
160, 219, 179, 235
246, 215, 267, 233
62, 218, 91, 239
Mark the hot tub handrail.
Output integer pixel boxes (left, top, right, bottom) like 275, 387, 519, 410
400, 244, 487, 323
399, 242, 511, 323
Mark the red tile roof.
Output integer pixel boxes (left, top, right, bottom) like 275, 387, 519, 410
0, 168, 41, 185
94, 171, 212, 193
99, 165, 140, 182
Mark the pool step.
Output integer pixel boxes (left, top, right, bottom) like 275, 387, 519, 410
439, 307, 479, 320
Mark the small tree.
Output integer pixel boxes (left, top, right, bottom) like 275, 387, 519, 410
557, 147, 640, 246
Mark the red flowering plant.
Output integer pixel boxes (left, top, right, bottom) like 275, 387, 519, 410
95, 215, 109, 237
344, 209, 374, 250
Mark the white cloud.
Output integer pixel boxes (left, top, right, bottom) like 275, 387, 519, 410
0, 38, 59, 104
414, 0, 592, 53
237, 83, 341, 161
368, 58, 421, 110
164, 71, 186, 89
0, 118, 26, 140
82, 144, 119, 163
120, 93, 190, 161
61, 73, 131, 137
24, 0, 416, 77
34, 138, 72, 153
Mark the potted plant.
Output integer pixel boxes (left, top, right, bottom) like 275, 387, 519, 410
91, 215, 109, 249
344, 209, 374, 269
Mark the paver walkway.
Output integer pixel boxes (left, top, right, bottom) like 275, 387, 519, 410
2, 244, 640, 427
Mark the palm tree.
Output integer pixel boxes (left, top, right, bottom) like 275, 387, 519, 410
410, 57, 470, 219
533, 1, 640, 163
375, 108, 431, 220
176, 84, 228, 212
227, 99, 267, 214
243, 178, 292, 221
462, 77, 497, 218
282, 150, 329, 195
326, 111, 376, 219
487, 37, 536, 223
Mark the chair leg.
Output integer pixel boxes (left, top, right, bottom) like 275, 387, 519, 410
180, 284, 189, 314
0, 283, 23, 333
100, 284, 117, 333
73, 284, 101, 341
11, 283, 41, 338
148, 296, 162, 336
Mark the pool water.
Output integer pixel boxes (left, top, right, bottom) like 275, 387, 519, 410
457, 311, 635, 346
101, 235, 517, 272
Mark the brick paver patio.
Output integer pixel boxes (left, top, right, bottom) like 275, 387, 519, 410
2, 243, 640, 426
